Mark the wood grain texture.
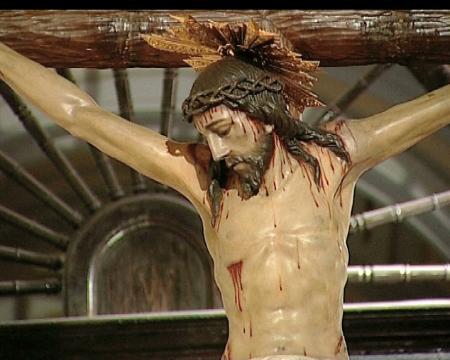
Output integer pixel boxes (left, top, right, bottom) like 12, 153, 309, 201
0, 10, 449, 68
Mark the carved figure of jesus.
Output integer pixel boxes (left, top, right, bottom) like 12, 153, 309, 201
0, 35, 449, 360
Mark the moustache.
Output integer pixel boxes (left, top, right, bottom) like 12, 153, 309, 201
225, 156, 242, 168
224, 155, 256, 169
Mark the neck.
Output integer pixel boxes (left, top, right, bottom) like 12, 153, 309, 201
260, 135, 300, 196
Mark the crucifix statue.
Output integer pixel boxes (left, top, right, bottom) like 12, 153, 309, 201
0, 15, 449, 360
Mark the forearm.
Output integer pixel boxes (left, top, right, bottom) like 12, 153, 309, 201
0, 42, 97, 131
0, 42, 210, 209
347, 84, 450, 173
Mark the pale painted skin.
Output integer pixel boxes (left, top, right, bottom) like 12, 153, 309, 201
194, 106, 352, 360
1, 41, 450, 360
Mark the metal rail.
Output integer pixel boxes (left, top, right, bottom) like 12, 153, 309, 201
160, 68, 178, 137
348, 264, 450, 283
0, 80, 101, 212
350, 190, 450, 233
0, 245, 62, 270
0, 278, 61, 295
113, 69, 148, 192
0, 205, 69, 250
0, 149, 83, 227
312, 64, 392, 125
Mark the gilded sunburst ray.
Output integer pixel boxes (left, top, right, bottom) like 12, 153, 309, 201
141, 15, 322, 111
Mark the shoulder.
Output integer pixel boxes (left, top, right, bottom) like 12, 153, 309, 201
319, 118, 358, 160
165, 141, 211, 166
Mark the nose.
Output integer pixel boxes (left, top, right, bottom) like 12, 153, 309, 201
206, 133, 230, 161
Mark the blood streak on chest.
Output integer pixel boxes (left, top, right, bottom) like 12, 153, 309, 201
327, 150, 335, 172
280, 145, 285, 177
298, 160, 319, 208
227, 260, 244, 312
317, 148, 329, 187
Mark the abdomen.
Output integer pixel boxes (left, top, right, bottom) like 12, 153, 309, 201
217, 234, 348, 359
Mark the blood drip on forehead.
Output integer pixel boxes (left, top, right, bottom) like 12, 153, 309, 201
195, 104, 253, 132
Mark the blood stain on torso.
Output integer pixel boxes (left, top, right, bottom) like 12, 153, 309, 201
227, 260, 244, 312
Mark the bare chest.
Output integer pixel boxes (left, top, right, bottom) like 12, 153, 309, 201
206, 164, 354, 264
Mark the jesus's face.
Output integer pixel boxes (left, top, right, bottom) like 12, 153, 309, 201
193, 105, 274, 198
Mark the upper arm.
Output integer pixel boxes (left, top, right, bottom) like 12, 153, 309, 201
332, 84, 450, 181
72, 106, 211, 208
0, 41, 211, 211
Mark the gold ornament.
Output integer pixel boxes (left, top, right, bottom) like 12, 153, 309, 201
141, 15, 323, 112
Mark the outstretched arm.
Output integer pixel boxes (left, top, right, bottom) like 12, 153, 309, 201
335, 84, 450, 180
0, 42, 210, 211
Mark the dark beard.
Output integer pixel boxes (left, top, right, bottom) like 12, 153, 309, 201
208, 134, 273, 226
226, 151, 268, 199
227, 134, 273, 199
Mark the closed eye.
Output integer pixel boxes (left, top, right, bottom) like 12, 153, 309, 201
214, 124, 232, 136
206, 118, 233, 136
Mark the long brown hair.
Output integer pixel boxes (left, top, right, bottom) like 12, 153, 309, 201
186, 57, 350, 222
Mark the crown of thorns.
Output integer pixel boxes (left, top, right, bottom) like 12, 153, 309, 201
141, 15, 323, 115
182, 75, 283, 121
